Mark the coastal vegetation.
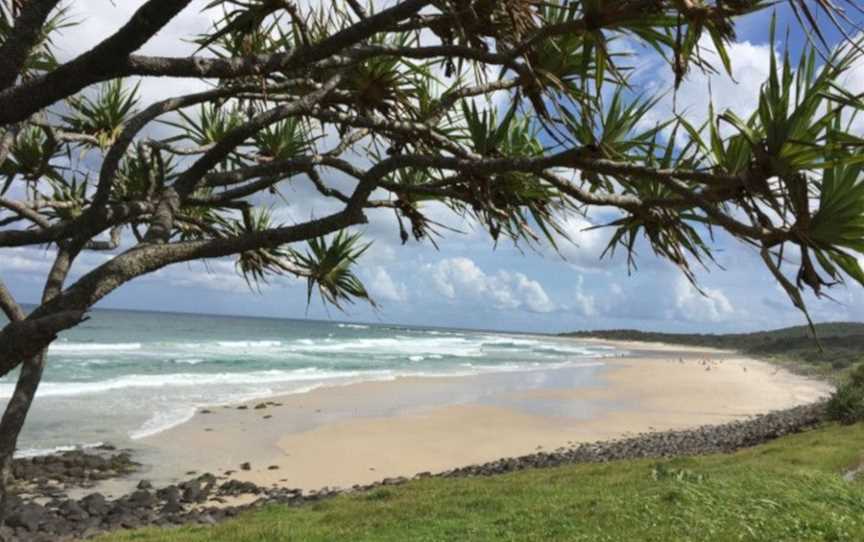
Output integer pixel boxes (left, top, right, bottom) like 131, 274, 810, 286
99, 421, 864, 542
563, 323, 864, 379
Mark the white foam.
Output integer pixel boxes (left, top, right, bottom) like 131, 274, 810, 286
49, 342, 142, 353
214, 340, 281, 349
128, 406, 198, 440
173, 358, 205, 365
128, 383, 331, 440
14, 442, 105, 459
288, 336, 486, 358
0, 369, 392, 399
337, 323, 370, 330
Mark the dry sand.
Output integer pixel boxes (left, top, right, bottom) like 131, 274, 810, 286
133, 340, 831, 493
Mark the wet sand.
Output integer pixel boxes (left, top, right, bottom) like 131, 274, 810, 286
113, 341, 831, 495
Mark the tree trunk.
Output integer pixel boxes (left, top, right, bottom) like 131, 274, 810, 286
0, 351, 46, 529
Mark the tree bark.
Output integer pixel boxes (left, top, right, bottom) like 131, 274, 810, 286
0, 352, 47, 530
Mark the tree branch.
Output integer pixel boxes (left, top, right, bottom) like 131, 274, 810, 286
0, 0, 431, 124
0, 0, 62, 90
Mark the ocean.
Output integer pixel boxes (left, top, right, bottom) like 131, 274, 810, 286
0, 309, 619, 457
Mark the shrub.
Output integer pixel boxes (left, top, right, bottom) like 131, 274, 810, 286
826, 365, 864, 424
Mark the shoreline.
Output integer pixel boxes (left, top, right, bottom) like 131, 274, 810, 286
127, 340, 830, 494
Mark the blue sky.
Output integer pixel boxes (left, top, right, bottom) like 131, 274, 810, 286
4, 2, 864, 334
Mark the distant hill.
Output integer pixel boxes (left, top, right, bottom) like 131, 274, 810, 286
562, 323, 864, 375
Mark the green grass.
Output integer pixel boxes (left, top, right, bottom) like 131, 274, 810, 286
102, 423, 864, 542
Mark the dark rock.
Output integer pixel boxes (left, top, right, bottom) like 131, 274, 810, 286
129, 490, 156, 507
160, 497, 183, 515
6, 503, 46, 532
156, 485, 181, 502
240, 462, 251, 471
58, 500, 88, 522
80, 493, 108, 516
180, 480, 202, 503
136, 479, 152, 490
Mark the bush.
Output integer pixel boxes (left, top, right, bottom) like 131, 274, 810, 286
827, 365, 864, 424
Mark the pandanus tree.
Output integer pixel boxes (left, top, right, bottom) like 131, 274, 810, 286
0, 0, 863, 521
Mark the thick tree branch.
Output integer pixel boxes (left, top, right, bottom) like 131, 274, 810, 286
0, 310, 87, 377
0, 280, 25, 322
0, 0, 62, 90
0, 0, 430, 124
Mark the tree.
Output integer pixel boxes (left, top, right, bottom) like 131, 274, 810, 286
0, 0, 863, 523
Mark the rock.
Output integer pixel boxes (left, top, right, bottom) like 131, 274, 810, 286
129, 490, 156, 507
218, 480, 261, 496
6, 502, 46, 532
58, 500, 88, 522
80, 493, 108, 516
136, 479, 152, 490
156, 486, 180, 502
160, 497, 183, 515
254, 403, 268, 410
200, 409, 212, 414
180, 481, 202, 503
236, 406, 248, 410
267, 465, 279, 470
240, 462, 251, 471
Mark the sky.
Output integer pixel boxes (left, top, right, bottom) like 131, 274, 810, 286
4, 1, 864, 334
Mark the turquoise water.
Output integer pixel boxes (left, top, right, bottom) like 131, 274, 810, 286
0, 309, 618, 456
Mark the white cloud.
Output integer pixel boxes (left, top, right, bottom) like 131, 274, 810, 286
555, 212, 616, 270
365, 266, 407, 303
639, 37, 773, 139
673, 276, 735, 323
424, 257, 555, 313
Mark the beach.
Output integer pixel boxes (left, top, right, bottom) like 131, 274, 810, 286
121, 340, 831, 496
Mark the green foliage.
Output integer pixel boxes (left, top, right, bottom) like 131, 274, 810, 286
0, 3, 72, 79
290, 231, 375, 310
457, 100, 568, 247
218, 208, 290, 287
62, 79, 140, 149
168, 104, 245, 150
562, 323, 864, 381
2, 126, 64, 191
99, 423, 864, 542
827, 365, 864, 425
114, 148, 174, 202
343, 32, 428, 118
252, 119, 312, 161
44, 175, 87, 221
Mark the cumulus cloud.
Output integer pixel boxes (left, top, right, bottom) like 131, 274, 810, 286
634, 36, 773, 142
672, 276, 735, 323
365, 266, 408, 303
424, 257, 555, 313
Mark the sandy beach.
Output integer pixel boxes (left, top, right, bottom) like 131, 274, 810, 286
115, 340, 831, 496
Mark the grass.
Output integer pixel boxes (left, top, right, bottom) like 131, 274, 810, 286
101, 423, 864, 542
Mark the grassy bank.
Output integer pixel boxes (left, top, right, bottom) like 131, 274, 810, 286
101, 422, 864, 542
562, 322, 864, 381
